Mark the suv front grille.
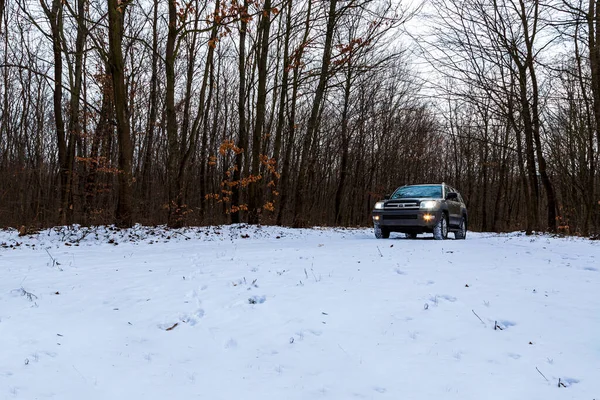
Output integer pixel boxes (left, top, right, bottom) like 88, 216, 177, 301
384, 201, 419, 209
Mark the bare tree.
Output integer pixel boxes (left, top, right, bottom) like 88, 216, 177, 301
107, 0, 134, 227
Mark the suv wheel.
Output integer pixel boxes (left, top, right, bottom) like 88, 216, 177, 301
374, 224, 390, 239
454, 217, 467, 240
433, 214, 448, 240
404, 233, 417, 239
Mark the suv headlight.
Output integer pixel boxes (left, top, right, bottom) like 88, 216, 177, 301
374, 201, 385, 210
420, 200, 438, 209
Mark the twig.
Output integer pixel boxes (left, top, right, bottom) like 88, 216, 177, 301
172, 230, 191, 240
472, 309, 485, 325
536, 367, 549, 382
45, 249, 62, 270
311, 268, 319, 282
20, 287, 38, 302
558, 378, 566, 388
376, 246, 383, 257
45, 249, 56, 267
74, 227, 94, 244
494, 320, 503, 330
72, 365, 88, 383
165, 322, 178, 331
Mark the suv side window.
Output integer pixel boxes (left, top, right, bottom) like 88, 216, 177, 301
448, 186, 457, 200
448, 187, 463, 203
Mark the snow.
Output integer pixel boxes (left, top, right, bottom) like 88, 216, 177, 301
0, 225, 599, 399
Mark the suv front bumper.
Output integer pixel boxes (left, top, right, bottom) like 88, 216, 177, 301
372, 209, 443, 232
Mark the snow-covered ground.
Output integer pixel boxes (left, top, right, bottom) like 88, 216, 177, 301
0, 225, 598, 399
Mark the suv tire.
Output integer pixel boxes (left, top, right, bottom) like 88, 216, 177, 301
454, 217, 467, 240
433, 214, 448, 240
374, 224, 390, 239
404, 233, 417, 239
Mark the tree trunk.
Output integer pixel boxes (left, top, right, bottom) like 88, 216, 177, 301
141, 0, 160, 201
276, 0, 311, 225
231, 0, 249, 224
40, 0, 69, 224
271, 1, 291, 211
335, 67, 352, 225
528, 59, 556, 232
107, 0, 134, 227
293, 0, 338, 227
63, 0, 86, 224
247, 0, 272, 224
165, 0, 181, 226
516, 65, 540, 232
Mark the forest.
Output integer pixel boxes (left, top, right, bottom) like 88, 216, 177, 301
0, 0, 598, 235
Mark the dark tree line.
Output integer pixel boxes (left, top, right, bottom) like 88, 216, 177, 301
421, 0, 599, 235
0, 0, 598, 236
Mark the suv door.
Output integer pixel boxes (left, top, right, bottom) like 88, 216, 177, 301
446, 187, 462, 227
456, 192, 467, 224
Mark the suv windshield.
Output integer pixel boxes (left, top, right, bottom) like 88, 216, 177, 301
391, 185, 442, 199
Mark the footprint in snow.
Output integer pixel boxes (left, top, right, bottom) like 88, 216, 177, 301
159, 308, 205, 330
248, 295, 266, 304
428, 294, 457, 304
439, 294, 457, 302
495, 320, 516, 330
225, 339, 238, 349
373, 386, 387, 394
559, 377, 579, 387
182, 309, 205, 326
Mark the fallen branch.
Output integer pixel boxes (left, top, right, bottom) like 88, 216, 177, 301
165, 322, 178, 331
472, 309, 485, 325
172, 230, 191, 240
45, 249, 62, 270
536, 367, 549, 382
73, 227, 94, 244
311, 268, 320, 282
20, 287, 38, 302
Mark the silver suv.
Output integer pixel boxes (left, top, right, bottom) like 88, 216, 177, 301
371, 183, 467, 240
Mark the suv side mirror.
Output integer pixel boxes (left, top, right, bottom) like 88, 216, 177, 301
446, 192, 458, 201
384, 194, 390, 200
